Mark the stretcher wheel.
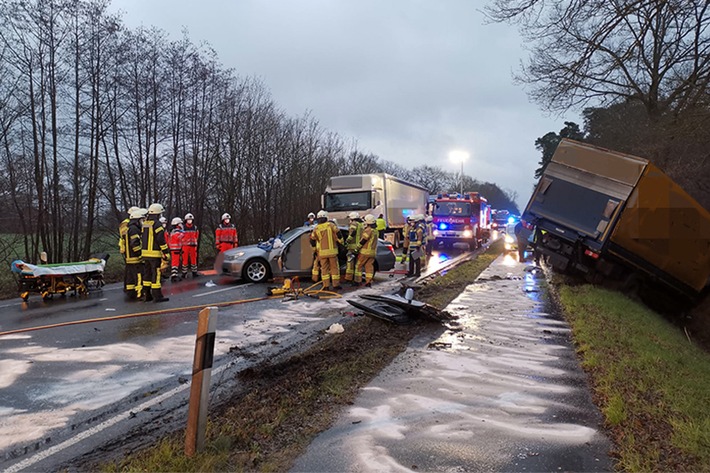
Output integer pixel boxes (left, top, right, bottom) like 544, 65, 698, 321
41, 291, 52, 301
20, 291, 29, 301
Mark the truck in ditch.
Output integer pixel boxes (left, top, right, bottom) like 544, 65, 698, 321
322, 173, 429, 247
523, 138, 710, 301
431, 192, 491, 250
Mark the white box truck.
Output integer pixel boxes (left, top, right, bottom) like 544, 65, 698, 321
322, 173, 429, 247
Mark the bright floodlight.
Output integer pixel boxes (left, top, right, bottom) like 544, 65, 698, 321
449, 150, 469, 163
449, 150, 469, 194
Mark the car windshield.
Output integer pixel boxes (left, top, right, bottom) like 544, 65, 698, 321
434, 202, 471, 216
278, 227, 303, 242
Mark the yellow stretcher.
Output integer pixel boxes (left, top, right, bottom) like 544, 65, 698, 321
11, 255, 108, 301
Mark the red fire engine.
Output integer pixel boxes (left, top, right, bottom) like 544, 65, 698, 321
431, 192, 491, 250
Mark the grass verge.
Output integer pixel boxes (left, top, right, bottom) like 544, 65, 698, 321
97, 242, 504, 472
557, 284, 710, 472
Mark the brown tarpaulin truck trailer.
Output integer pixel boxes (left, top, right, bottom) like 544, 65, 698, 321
523, 139, 710, 300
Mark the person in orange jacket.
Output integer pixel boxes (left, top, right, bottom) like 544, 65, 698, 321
182, 212, 200, 278
167, 217, 184, 282
215, 213, 238, 253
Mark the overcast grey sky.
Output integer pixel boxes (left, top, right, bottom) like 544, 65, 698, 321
108, 0, 578, 211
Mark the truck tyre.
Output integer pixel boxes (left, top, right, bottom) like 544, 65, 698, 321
469, 240, 477, 251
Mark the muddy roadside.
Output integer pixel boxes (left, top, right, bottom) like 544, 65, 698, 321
67, 245, 503, 472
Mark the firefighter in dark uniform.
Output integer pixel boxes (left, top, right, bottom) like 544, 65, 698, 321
123, 208, 146, 300
141, 203, 170, 302
119, 206, 139, 292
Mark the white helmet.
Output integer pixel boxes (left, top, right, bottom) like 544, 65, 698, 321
129, 209, 146, 219
426, 215, 433, 222
148, 203, 164, 215
159, 216, 167, 224
364, 214, 376, 224
184, 213, 194, 221
127, 206, 139, 214
317, 210, 328, 219
307, 212, 315, 219
221, 213, 231, 221
348, 211, 360, 220
171, 217, 183, 226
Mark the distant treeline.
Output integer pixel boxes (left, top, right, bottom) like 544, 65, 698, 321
0, 0, 517, 264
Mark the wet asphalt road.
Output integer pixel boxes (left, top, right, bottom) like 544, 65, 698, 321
292, 253, 613, 472
0, 245, 471, 472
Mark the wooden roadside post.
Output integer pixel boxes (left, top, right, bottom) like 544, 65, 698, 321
185, 306, 218, 457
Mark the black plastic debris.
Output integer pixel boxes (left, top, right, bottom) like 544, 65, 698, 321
346, 299, 412, 325
346, 291, 456, 325
359, 293, 456, 323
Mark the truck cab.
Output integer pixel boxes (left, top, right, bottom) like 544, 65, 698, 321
432, 192, 490, 251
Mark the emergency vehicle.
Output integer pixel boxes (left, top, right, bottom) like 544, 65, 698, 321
431, 192, 491, 250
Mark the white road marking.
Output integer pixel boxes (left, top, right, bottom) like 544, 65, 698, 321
4, 363, 229, 473
192, 284, 252, 298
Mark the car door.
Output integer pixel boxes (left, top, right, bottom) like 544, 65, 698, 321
280, 229, 316, 278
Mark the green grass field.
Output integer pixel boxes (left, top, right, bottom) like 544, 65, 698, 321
558, 284, 710, 472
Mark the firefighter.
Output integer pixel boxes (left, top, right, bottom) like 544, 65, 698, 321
119, 206, 139, 292
215, 213, 238, 253
407, 214, 425, 278
182, 212, 200, 278
355, 214, 379, 287
159, 216, 170, 280
141, 203, 170, 302
304, 212, 316, 227
167, 217, 184, 282
401, 215, 413, 266
344, 211, 364, 285
123, 208, 146, 300
309, 210, 343, 290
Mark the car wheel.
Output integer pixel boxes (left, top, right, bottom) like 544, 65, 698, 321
243, 259, 270, 283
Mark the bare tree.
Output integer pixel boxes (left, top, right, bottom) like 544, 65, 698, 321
486, 0, 710, 120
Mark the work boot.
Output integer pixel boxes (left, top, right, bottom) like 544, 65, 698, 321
181, 273, 187, 280
142, 292, 153, 302
171, 276, 178, 282
152, 289, 169, 303
365, 282, 372, 288
333, 285, 343, 291
192, 272, 199, 278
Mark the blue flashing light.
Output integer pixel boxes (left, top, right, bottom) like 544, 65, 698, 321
508, 216, 517, 224
438, 223, 448, 230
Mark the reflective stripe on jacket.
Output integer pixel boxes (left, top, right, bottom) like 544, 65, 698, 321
125, 220, 143, 264
358, 226, 378, 257
310, 221, 341, 257
182, 224, 199, 246
167, 229, 183, 251
215, 225, 238, 244
142, 218, 169, 258
346, 221, 363, 251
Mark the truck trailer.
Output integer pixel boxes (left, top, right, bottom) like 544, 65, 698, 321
322, 173, 429, 247
523, 139, 710, 300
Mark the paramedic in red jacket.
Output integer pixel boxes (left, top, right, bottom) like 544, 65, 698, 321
215, 213, 238, 253
167, 217, 184, 282
182, 213, 200, 278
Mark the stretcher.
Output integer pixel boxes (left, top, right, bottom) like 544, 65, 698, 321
11, 255, 108, 301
